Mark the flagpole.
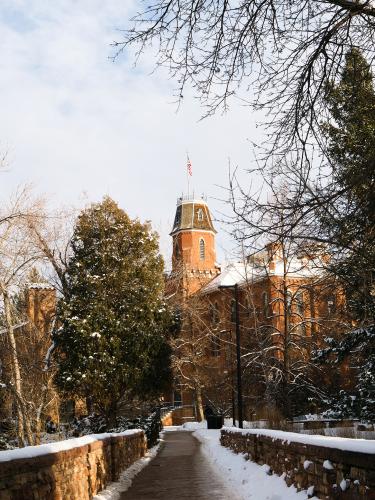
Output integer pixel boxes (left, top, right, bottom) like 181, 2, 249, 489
186, 153, 190, 198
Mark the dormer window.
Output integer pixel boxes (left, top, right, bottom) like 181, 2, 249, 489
199, 238, 205, 260
197, 208, 204, 221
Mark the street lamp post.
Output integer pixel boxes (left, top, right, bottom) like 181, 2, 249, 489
219, 283, 244, 429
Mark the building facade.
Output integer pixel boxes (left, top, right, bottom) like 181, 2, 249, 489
167, 194, 346, 420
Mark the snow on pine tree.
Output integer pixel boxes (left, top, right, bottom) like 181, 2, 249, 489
315, 326, 375, 422
54, 197, 172, 424
315, 49, 375, 422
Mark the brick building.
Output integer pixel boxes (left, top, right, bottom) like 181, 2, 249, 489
166, 194, 345, 419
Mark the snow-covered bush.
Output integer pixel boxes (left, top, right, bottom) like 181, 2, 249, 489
69, 410, 162, 447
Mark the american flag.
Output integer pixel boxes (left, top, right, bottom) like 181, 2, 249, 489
187, 157, 192, 176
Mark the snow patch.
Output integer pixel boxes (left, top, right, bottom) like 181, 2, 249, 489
307, 485, 315, 497
304, 460, 313, 470
182, 421, 207, 431
323, 460, 334, 470
340, 479, 348, 491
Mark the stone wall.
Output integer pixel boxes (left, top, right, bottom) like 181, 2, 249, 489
0, 431, 146, 500
161, 407, 195, 426
221, 429, 375, 499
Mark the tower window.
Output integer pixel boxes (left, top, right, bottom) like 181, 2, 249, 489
197, 208, 204, 221
174, 240, 181, 260
199, 238, 205, 260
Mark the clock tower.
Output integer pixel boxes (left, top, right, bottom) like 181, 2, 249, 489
170, 195, 219, 296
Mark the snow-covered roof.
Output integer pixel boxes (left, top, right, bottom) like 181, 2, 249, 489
202, 261, 263, 293
201, 252, 324, 294
271, 257, 322, 279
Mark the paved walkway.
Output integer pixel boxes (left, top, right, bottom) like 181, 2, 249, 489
120, 430, 233, 500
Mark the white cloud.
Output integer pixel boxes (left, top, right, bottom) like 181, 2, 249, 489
0, 0, 263, 263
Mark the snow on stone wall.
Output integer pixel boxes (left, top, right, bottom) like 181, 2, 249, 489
0, 430, 146, 500
221, 427, 375, 498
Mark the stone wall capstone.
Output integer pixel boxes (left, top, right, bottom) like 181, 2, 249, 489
0, 431, 146, 500
221, 428, 375, 499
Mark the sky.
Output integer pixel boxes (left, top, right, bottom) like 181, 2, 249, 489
0, 0, 263, 265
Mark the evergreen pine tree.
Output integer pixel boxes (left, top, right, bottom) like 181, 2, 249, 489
317, 49, 375, 421
54, 197, 172, 423
323, 48, 375, 321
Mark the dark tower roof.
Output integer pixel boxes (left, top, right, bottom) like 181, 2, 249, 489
170, 196, 216, 235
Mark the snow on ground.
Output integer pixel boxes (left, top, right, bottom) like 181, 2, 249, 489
0, 430, 142, 462
192, 425, 318, 500
93, 441, 161, 500
224, 418, 269, 429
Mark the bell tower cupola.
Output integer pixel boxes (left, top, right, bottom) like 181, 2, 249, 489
170, 195, 218, 295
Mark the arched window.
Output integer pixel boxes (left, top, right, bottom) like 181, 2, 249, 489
230, 299, 236, 322
211, 334, 221, 357
296, 292, 304, 318
174, 240, 180, 260
327, 295, 336, 316
197, 208, 204, 221
210, 302, 220, 325
199, 238, 205, 260
286, 290, 293, 317
262, 291, 269, 318
295, 291, 306, 334
245, 298, 251, 318
214, 302, 220, 324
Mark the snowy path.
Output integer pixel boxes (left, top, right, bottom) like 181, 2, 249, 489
119, 430, 236, 500
193, 427, 315, 499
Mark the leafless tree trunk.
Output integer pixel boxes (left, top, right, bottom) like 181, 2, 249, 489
194, 384, 204, 422
2, 289, 26, 446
